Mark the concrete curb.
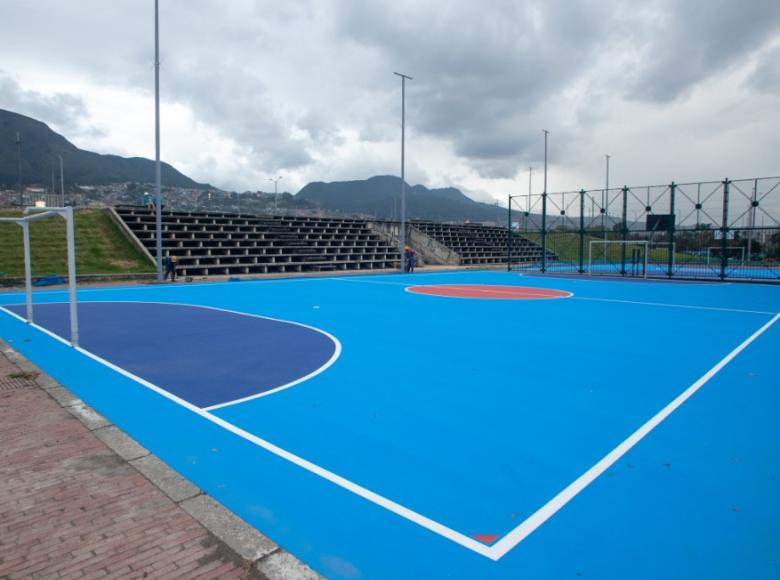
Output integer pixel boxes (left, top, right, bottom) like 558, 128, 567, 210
0, 341, 322, 580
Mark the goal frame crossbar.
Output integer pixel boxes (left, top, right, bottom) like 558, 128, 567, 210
649, 241, 676, 271
0, 207, 79, 346
706, 245, 745, 266
588, 240, 649, 279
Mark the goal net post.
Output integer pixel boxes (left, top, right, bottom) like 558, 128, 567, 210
706, 246, 745, 266
0, 207, 79, 346
649, 241, 676, 271
588, 240, 649, 278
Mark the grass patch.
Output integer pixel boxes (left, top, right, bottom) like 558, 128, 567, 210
8, 371, 40, 380
0, 209, 154, 277
517, 231, 700, 265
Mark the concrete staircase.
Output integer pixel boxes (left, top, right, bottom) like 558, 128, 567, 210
410, 221, 555, 266
114, 206, 400, 277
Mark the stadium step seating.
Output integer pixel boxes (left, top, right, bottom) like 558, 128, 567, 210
114, 206, 400, 276
410, 221, 555, 265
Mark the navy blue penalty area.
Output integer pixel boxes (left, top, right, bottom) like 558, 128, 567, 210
4, 302, 338, 409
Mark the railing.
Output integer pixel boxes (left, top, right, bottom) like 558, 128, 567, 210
508, 176, 780, 282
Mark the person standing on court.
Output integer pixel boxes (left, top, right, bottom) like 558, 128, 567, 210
164, 253, 178, 282
143, 191, 153, 211
405, 246, 416, 273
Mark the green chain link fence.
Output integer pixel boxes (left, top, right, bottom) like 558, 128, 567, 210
509, 176, 780, 281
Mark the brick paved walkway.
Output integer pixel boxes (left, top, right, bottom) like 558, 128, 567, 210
0, 350, 258, 579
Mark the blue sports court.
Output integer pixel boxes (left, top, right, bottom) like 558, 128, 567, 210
1, 270, 778, 579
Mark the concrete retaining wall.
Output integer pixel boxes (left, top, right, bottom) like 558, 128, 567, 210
367, 221, 461, 266
106, 206, 156, 265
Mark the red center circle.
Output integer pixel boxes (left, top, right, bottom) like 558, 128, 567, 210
406, 284, 572, 299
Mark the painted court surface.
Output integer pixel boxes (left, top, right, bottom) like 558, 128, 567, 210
1, 271, 778, 579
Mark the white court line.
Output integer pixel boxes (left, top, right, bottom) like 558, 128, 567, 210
1, 303, 777, 561
0, 302, 491, 558
403, 285, 573, 299
572, 296, 776, 315
336, 278, 771, 313
0, 271, 414, 299
516, 272, 737, 286
0, 301, 342, 412
0, 305, 77, 345
331, 277, 413, 287
333, 277, 575, 299
489, 311, 780, 559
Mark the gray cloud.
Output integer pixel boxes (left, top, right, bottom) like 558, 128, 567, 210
332, 0, 618, 174
748, 42, 780, 93
1, 0, 778, 193
0, 71, 100, 137
167, 68, 312, 171
629, 0, 780, 102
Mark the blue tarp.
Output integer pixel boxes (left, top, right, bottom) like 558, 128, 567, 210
32, 275, 66, 287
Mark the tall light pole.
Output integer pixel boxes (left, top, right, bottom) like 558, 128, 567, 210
269, 176, 283, 214
527, 166, 532, 230
394, 71, 412, 272
542, 130, 549, 272
543, 130, 549, 195
154, 0, 163, 283
16, 132, 23, 206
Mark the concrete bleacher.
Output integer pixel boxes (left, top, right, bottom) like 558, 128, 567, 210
410, 221, 554, 266
114, 206, 400, 277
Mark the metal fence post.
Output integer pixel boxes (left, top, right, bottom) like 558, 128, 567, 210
720, 178, 730, 280
65, 207, 79, 347
747, 178, 757, 260
21, 221, 33, 323
668, 181, 676, 278
579, 189, 585, 273
621, 186, 629, 275
506, 194, 512, 271
541, 191, 547, 272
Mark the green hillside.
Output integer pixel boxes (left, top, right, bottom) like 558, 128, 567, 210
0, 208, 154, 278
0, 108, 206, 188
296, 175, 506, 222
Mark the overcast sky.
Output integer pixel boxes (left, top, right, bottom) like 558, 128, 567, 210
2, 0, 779, 202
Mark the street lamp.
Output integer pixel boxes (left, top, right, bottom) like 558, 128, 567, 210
541, 130, 549, 272
543, 130, 549, 195
394, 71, 412, 272
16, 132, 23, 206
269, 176, 283, 214
153, 0, 163, 283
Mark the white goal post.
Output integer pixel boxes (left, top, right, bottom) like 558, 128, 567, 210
706, 246, 745, 266
0, 207, 79, 346
649, 241, 676, 270
588, 240, 649, 278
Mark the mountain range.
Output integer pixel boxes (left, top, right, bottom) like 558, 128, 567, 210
297, 176, 506, 222
0, 109, 205, 189
1, 108, 505, 222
